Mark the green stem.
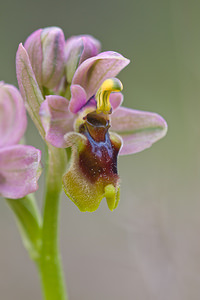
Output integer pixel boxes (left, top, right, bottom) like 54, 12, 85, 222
38, 145, 68, 300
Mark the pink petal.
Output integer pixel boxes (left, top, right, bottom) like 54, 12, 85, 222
65, 35, 101, 83
0, 145, 42, 199
0, 83, 27, 148
40, 95, 75, 148
24, 29, 43, 89
16, 43, 45, 138
109, 92, 123, 111
78, 35, 101, 64
111, 107, 168, 155
69, 84, 87, 113
40, 27, 65, 89
72, 51, 130, 99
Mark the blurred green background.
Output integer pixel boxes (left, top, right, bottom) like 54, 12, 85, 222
1, 0, 200, 299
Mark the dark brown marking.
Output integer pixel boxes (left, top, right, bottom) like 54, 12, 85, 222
78, 112, 120, 184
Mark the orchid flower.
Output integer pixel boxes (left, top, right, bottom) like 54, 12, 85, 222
0, 82, 41, 199
16, 27, 167, 212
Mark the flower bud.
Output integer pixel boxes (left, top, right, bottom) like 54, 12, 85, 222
65, 35, 101, 84
24, 27, 65, 90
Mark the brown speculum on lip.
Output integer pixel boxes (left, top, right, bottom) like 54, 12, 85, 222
78, 111, 120, 184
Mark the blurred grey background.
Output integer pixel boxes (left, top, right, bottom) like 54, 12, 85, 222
1, 0, 200, 299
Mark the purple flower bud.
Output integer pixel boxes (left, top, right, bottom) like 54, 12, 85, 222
65, 35, 101, 83
24, 27, 65, 90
